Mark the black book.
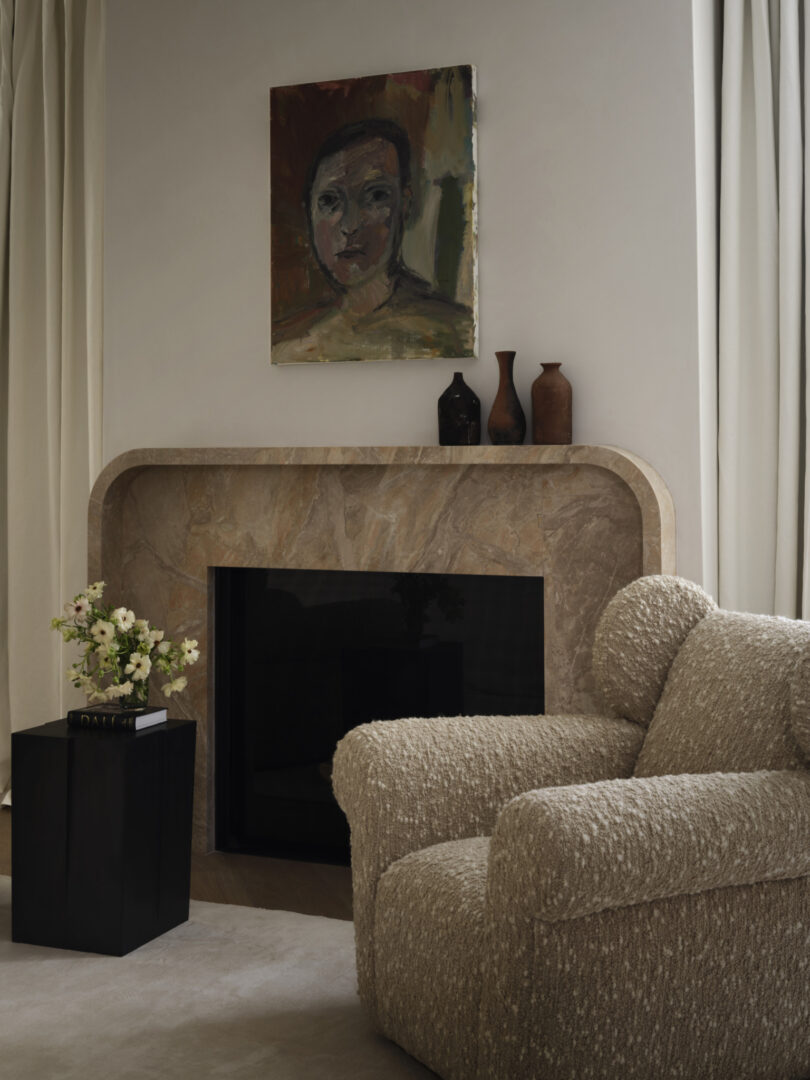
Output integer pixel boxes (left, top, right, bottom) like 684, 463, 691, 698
66, 704, 168, 732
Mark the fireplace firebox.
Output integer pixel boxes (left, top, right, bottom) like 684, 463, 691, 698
214, 566, 544, 864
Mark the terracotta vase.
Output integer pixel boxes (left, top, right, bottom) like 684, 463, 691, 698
487, 351, 526, 445
438, 372, 481, 446
531, 362, 572, 445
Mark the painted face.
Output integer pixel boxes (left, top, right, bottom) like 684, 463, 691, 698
309, 137, 405, 289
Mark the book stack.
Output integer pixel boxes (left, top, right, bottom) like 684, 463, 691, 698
66, 704, 168, 732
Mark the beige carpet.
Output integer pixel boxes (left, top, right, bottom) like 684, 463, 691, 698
0, 877, 436, 1079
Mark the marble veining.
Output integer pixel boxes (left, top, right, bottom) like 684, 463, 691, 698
88, 446, 675, 851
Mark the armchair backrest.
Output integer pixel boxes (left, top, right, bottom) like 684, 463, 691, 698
592, 575, 717, 727
593, 575, 810, 778
634, 608, 809, 777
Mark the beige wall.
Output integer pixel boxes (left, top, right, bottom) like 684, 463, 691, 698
104, 0, 704, 582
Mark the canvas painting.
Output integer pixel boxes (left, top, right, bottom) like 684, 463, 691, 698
270, 66, 477, 365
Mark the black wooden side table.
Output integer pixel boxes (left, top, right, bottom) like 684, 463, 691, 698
11, 718, 196, 955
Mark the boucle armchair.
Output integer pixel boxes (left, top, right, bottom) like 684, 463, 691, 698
332, 575, 810, 1080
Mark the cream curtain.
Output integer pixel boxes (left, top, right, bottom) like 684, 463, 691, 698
0, 0, 12, 799
0, 0, 103, 799
718, 0, 808, 616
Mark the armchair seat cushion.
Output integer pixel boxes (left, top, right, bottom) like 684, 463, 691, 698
375, 837, 490, 1080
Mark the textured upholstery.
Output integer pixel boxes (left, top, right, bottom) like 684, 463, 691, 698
332, 576, 810, 1080
790, 647, 810, 761
332, 712, 644, 1016
375, 838, 489, 1080
592, 574, 716, 725
480, 877, 810, 1080
634, 610, 809, 777
489, 770, 810, 921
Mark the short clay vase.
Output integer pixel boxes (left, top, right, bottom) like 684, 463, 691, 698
531, 362, 572, 445
438, 372, 481, 446
487, 351, 526, 445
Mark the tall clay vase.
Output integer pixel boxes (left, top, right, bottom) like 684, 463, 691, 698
531, 362, 572, 444
438, 372, 481, 445
487, 351, 526, 445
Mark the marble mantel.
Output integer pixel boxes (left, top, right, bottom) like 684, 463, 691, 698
88, 445, 676, 851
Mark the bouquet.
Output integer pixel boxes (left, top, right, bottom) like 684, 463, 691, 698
52, 581, 199, 708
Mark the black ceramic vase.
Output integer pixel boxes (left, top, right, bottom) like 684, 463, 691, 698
438, 372, 481, 446
487, 351, 526, 445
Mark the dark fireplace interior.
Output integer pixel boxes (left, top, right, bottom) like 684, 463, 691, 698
214, 566, 544, 864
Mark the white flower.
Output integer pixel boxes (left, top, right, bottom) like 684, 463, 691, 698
65, 597, 91, 624
67, 668, 91, 691
124, 653, 152, 682
180, 638, 200, 664
90, 619, 115, 644
139, 626, 165, 648
162, 675, 188, 698
88, 689, 107, 704
112, 607, 136, 632
134, 619, 151, 640
157, 640, 172, 655
106, 680, 134, 700
85, 581, 105, 601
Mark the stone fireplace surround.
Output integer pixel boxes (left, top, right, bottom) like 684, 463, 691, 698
88, 445, 675, 852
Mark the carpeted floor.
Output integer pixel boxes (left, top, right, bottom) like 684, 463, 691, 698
0, 877, 436, 1078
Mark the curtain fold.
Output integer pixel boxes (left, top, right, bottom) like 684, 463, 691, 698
0, 0, 103, 799
802, 8, 810, 613
0, 0, 12, 798
718, 0, 808, 616
774, 0, 804, 614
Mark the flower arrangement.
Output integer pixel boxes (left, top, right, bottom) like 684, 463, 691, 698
51, 581, 199, 709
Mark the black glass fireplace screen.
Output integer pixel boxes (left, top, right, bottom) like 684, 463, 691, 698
214, 566, 543, 863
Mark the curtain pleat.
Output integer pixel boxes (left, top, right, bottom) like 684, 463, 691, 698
719, 0, 808, 616
775, 0, 804, 615
8, 0, 64, 745
802, 8, 810, 615
81, 1, 103, 478
718, 2, 745, 610
0, 0, 103, 797
0, 0, 12, 797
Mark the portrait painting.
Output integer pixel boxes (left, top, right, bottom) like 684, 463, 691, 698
270, 65, 478, 365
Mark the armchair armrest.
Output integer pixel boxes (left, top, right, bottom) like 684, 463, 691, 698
333, 713, 644, 868
489, 769, 810, 922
